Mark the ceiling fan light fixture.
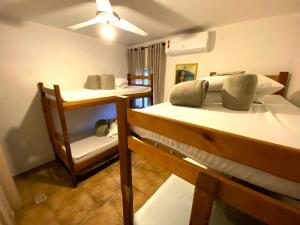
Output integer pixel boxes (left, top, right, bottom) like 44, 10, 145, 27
100, 23, 116, 41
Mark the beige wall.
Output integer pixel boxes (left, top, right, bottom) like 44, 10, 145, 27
0, 20, 127, 175
163, 14, 300, 101
286, 30, 300, 107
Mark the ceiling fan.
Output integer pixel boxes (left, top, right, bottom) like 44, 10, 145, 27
68, 0, 148, 36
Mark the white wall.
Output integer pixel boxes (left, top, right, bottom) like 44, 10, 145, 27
0, 20, 127, 175
163, 14, 300, 101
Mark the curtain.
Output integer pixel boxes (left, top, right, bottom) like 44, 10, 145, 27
127, 47, 145, 75
148, 43, 166, 104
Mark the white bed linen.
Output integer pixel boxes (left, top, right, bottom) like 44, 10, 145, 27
62, 135, 118, 163
135, 174, 234, 225
60, 86, 151, 102
132, 95, 300, 199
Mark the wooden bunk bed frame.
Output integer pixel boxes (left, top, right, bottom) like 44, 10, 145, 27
38, 74, 153, 187
127, 74, 154, 107
116, 72, 300, 225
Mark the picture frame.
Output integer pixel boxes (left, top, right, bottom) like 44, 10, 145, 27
175, 63, 198, 84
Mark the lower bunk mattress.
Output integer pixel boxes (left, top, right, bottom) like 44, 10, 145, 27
62, 135, 118, 163
135, 171, 260, 225
131, 95, 300, 201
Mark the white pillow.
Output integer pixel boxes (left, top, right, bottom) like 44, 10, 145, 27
256, 74, 284, 95
108, 121, 118, 138
115, 77, 128, 88
199, 74, 284, 95
198, 76, 228, 92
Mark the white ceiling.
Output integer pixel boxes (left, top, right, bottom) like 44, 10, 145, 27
1, 0, 300, 46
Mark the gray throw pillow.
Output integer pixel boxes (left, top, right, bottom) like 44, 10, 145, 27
100, 74, 115, 90
85, 75, 100, 89
170, 80, 209, 107
95, 119, 110, 137
222, 74, 258, 111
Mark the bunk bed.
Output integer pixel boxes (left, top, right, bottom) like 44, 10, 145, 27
38, 74, 153, 187
116, 72, 300, 225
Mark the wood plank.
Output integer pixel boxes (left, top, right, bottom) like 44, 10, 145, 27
129, 75, 152, 80
189, 173, 219, 225
62, 92, 152, 110
128, 136, 300, 225
127, 109, 300, 183
116, 97, 134, 225
62, 96, 116, 110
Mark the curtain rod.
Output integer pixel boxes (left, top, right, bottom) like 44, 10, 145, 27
129, 42, 166, 51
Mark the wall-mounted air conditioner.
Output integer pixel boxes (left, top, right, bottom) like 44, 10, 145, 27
165, 31, 209, 56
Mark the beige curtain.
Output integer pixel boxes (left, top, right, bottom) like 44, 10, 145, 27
148, 43, 166, 104
127, 47, 145, 75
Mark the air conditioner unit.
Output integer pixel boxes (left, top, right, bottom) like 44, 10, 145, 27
165, 31, 209, 56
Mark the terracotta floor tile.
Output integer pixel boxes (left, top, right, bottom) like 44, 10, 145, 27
81, 198, 122, 225
55, 192, 98, 225
15, 153, 171, 225
16, 203, 59, 225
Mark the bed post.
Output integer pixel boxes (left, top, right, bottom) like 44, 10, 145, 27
53, 85, 77, 187
150, 73, 154, 105
116, 96, 133, 225
189, 172, 219, 225
38, 82, 59, 161
276, 71, 289, 96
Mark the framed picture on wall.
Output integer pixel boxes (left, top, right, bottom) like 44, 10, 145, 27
175, 63, 198, 84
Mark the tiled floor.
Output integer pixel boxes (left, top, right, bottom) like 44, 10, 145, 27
14, 153, 170, 225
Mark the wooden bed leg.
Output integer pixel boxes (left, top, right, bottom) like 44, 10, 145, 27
189, 172, 219, 225
71, 172, 77, 188
117, 96, 133, 225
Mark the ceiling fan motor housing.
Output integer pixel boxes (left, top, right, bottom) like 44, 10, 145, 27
96, 11, 120, 23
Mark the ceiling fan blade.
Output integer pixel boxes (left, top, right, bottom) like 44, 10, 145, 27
96, 0, 113, 14
114, 19, 148, 36
68, 18, 102, 30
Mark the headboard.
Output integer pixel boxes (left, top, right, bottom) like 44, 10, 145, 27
209, 71, 289, 96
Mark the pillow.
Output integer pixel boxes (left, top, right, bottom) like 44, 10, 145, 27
198, 76, 228, 92
256, 74, 284, 95
205, 92, 222, 103
95, 119, 110, 137
115, 77, 128, 88
169, 80, 209, 107
199, 74, 284, 95
213, 71, 245, 76
100, 74, 115, 90
222, 74, 258, 111
108, 121, 118, 138
85, 75, 100, 90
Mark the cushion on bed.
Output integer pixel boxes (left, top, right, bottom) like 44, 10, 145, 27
212, 70, 245, 76
222, 74, 258, 111
85, 75, 100, 89
100, 74, 115, 90
115, 77, 128, 88
95, 119, 110, 137
170, 80, 209, 107
199, 74, 284, 95
256, 74, 284, 96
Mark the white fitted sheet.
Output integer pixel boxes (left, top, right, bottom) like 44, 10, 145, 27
60, 86, 151, 102
132, 95, 300, 199
62, 135, 118, 164
135, 174, 234, 225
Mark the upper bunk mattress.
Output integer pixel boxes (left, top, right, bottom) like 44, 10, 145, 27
60, 86, 151, 102
131, 95, 300, 200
